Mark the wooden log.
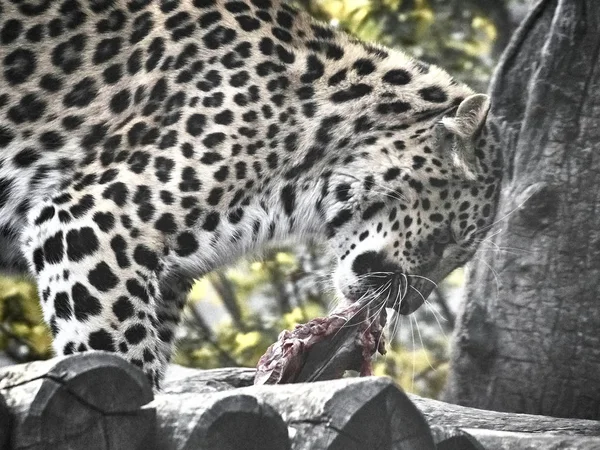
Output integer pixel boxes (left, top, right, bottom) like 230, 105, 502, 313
409, 394, 600, 436
0, 393, 10, 450
3, 359, 600, 450
0, 352, 155, 450
464, 428, 600, 450
418, 395, 600, 450
431, 428, 484, 450
163, 366, 435, 450
163, 365, 255, 393
158, 366, 290, 449
153, 391, 290, 450
245, 377, 436, 450
164, 366, 600, 450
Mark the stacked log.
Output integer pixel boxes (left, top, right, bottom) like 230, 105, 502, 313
0, 353, 155, 450
0, 353, 599, 449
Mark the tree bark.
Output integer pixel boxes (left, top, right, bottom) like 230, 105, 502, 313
444, 0, 600, 419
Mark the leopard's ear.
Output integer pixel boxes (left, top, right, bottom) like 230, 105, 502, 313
441, 94, 490, 179
441, 94, 490, 139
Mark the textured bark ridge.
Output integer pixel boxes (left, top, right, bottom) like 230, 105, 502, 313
2, 353, 600, 449
444, 0, 600, 419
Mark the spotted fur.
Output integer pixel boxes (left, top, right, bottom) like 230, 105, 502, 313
0, 0, 502, 386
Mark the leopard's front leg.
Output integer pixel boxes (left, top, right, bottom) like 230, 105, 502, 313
23, 178, 189, 388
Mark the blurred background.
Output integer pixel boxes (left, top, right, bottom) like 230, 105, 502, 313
0, 0, 531, 400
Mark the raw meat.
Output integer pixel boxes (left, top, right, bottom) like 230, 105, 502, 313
255, 301, 387, 385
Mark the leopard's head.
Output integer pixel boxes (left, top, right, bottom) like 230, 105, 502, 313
326, 94, 502, 313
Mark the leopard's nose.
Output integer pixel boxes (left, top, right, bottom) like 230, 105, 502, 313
351, 251, 402, 281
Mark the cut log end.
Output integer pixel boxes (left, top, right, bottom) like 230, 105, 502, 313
194, 395, 290, 450
325, 378, 436, 450
1, 352, 156, 450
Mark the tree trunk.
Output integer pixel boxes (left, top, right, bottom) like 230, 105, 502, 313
444, 0, 600, 419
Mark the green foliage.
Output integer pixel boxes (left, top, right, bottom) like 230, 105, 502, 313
295, 0, 502, 90
174, 302, 324, 369
373, 340, 449, 398
0, 276, 52, 362
173, 250, 331, 370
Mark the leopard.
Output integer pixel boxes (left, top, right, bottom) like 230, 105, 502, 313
0, 0, 502, 387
